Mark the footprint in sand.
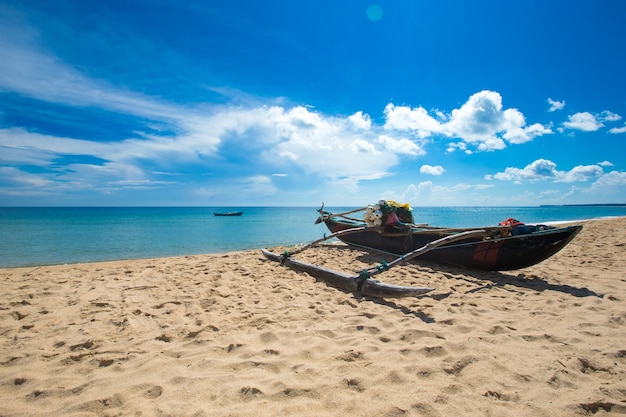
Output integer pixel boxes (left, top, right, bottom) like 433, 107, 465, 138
69, 340, 96, 351
344, 378, 365, 392
144, 385, 163, 399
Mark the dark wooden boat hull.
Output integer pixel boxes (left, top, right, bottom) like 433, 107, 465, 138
324, 218, 582, 271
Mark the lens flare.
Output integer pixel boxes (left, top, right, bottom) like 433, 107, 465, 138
366, 4, 383, 22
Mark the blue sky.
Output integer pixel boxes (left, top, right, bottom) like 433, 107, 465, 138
1, 0, 625, 206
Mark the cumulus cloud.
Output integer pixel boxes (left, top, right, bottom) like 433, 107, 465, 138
562, 111, 622, 132
563, 112, 603, 131
503, 123, 553, 145
547, 98, 565, 112
348, 111, 372, 130
486, 159, 605, 183
266, 107, 403, 181
446, 91, 513, 143
420, 165, 445, 175
383, 103, 444, 138
384, 90, 553, 151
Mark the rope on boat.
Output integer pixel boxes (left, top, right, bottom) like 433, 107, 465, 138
376, 260, 390, 272
355, 260, 390, 292
280, 251, 291, 264
356, 271, 370, 293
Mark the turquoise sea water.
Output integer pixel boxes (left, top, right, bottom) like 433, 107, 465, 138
1, 205, 625, 268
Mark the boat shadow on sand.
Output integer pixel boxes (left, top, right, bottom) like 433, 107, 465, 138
306, 245, 602, 322
348, 250, 601, 298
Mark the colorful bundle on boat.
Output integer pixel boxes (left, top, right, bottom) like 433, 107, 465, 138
364, 200, 414, 228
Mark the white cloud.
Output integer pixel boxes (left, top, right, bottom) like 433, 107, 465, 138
547, 98, 565, 112
487, 159, 557, 182
503, 123, 553, 145
562, 110, 622, 132
0, 33, 181, 122
591, 170, 626, 187
563, 112, 603, 131
375, 135, 425, 156
476, 137, 506, 151
2, 100, 421, 196
0, 166, 52, 188
600, 111, 622, 122
580, 171, 626, 202
253, 106, 406, 182
382, 181, 432, 203
191, 175, 280, 203
487, 159, 605, 183
609, 124, 626, 134
383, 103, 444, 138
351, 138, 378, 154
446, 142, 472, 154
0, 142, 57, 165
240, 175, 278, 196
561, 165, 604, 182
445, 91, 551, 148
384, 90, 552, 151
348, 111, 372, 130
420, 165, 445, 175
0, 128, 118, 162
386, 181, 495, 206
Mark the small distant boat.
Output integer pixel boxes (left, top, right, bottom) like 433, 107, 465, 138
213, 211, 243, 217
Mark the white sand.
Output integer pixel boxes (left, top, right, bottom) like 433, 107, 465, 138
1, 217, 625, 416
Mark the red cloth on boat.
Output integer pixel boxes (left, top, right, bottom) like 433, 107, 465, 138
385, 211, 401, 225
499, 218, 525, 227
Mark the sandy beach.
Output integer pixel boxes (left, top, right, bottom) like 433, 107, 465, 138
1, 216, 625, 417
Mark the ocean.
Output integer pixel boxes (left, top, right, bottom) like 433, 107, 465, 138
1, 205, 625, 268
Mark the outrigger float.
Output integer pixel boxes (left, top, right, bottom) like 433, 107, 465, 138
262, 201, 582, 299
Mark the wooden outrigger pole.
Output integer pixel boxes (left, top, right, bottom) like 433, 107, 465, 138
262, 229, 485, 299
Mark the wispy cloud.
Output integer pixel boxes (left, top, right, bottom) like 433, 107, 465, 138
0, 35, 181, 122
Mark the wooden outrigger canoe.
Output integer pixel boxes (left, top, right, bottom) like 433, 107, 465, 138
320, 213, 582, 271
262, 204, 583, 299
